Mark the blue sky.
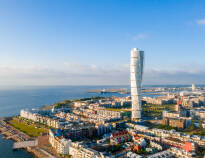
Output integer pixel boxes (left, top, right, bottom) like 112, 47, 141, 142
0, 0, 205, 85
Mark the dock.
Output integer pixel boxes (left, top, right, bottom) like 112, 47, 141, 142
13, 140, 38, 149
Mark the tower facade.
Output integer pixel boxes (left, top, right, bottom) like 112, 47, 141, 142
130, 48, 144, 121
192, 84, 195, 91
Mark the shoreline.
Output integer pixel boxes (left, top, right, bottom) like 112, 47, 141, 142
0, 118, 57, 158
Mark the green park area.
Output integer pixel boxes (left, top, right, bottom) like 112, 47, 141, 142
9, 117, 48, 137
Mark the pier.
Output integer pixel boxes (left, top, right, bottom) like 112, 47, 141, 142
13, 140, 38, 149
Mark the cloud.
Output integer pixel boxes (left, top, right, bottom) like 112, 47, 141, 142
133, 33, 147, 40
197, 19, 205, 25
0, 63, 129, 86
0, 64, 205, 86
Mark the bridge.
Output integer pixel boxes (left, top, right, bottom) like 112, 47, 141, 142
13, 140, 38, 149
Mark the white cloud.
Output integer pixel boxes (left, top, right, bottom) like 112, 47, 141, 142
133, 33, 147, 40
0, 63, 129, 85
197, 19, 205, 25
0, 63, 205, 85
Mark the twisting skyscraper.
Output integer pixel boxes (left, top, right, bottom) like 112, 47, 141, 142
130, 48, 144, 121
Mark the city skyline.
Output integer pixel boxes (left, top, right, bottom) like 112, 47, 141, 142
1, 1, 205, 158
1, 0, 205, 85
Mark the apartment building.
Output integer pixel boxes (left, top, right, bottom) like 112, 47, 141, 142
20, 109, 62, 128
110, 130, 131, 145
69, 142, 107, 158
49, 129, 71, 155
97, 109, 122, 118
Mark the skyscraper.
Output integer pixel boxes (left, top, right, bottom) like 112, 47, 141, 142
130, 48, 144, 121
192, 84, 196, 91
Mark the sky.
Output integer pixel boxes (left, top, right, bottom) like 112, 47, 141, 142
0, 0, 205, 86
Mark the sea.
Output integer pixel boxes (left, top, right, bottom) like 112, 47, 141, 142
0, 85, 193, 157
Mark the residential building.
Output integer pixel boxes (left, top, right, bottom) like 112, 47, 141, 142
49, 129, 71, 155
110, 130, 131, 145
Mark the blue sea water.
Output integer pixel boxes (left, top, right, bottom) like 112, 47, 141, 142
0, 135, 33, 158
0, 85, 130, 118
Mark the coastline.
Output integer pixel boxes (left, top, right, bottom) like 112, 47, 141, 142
0, 118, 57, 158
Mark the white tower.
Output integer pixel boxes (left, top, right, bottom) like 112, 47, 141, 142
192, 84, 196, 91
130, 48, 144, 121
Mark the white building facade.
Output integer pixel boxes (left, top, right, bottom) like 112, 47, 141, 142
130, 48, 144, 121
49, 129, 71, 155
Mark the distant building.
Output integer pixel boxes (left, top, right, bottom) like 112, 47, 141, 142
202, 122, 205, 128
163, 105, 190, 119
143, 96, 176, 105
192, 109, 205, 119
192, 84, 196, 92
97, 109, 122, 118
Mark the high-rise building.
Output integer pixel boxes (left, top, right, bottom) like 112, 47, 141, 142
192, 84, 196, 91
130, 48, 144, 121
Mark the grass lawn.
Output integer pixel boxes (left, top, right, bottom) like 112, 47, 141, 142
9, 118, 48, 137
